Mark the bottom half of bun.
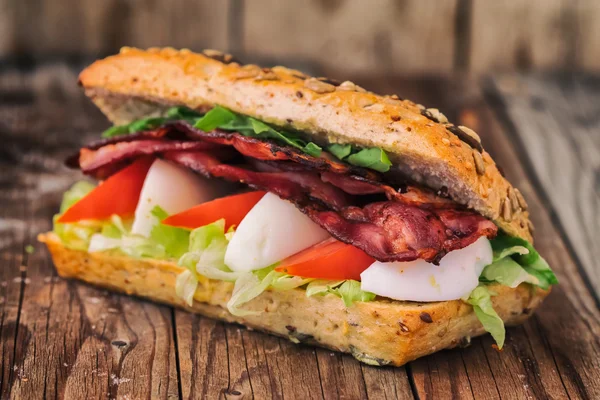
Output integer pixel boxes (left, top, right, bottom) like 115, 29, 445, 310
39, 232, 549, 367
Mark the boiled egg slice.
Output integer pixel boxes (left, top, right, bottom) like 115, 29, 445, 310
224, 192, 330, 272
131, 158, 228, 237
360, 236, 493, 302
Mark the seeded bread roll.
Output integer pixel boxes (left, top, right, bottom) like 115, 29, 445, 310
39, 233, 548, 367
79, 47, 533, 241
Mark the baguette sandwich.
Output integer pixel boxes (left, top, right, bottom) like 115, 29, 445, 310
39, 47, 557, 367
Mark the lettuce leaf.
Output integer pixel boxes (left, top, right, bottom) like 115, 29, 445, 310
484, 234, 557, 290
149, 206, 190, 259
465, 285, 505, 348
480, 257, 539, 288
226, 266, 314, 316
179, 219, 240, 283
470, 234, 556, 349
306, 279, 376, 307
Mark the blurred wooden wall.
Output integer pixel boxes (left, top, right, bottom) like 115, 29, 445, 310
1, 0, 599, 75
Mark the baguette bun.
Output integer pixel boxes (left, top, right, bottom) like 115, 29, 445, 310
39, 233, 548, 367
79, 47, 533, 241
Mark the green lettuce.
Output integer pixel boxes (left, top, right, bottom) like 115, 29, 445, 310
176, 219, 240, 306
149, 207, 190, 259
226, 266, 314, 317
102, 106, 203, 138
306, 279, 376, 307
101, 104, 392, 172
465, 285, 505, 348
468, 234, 557, 349
482, 234, 557, 290
327, 144, 392, 173
194, 106, 322, 157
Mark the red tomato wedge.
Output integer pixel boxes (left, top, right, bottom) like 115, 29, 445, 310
57, 157, 154, 223
275, 238, 375, 281
162, 191, 266, 230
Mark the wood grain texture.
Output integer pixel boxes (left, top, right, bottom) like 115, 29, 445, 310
470, 0, 600, 73
490, 74, 600, 297
4, 0, 231, 59
2, 1, 600, 75
1, 64, 599, 398
0, 65, 180, 399
241, 0, 458, 74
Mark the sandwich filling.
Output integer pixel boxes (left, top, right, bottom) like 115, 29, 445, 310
55, 106, 557, 348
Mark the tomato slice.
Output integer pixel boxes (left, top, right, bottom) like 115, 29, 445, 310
275, 238, 375, 281
162, 191, 266, 230
57, 157, 154, 223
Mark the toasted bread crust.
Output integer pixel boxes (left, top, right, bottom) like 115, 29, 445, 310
39, 232, 548, 367
79, 47, 532, 242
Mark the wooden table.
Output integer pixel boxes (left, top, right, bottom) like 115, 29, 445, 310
0, 64, 598, 399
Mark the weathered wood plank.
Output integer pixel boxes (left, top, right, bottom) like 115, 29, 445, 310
4, 0, 231, 59
490, 74, 600, 297
241, 0, 458, 75
470, 0, 600, 73
0, 65, 181, 399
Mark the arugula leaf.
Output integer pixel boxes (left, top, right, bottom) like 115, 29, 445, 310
165, 106, 204, 121
466, 285, 505, 348
128, 117, 170, 133
150, 206, 191, 259
194, 106, 241, 131
102, 106, 203, 138
328, 143, 392, 173
347, 147, 392, 173
100, 105, 394, 172
327, 144, 353, 160
101, 125, 130, 138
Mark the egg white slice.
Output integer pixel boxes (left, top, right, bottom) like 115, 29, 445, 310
360, 236, 493, 302
131, 158, 227, 237
224, 192, 330, 272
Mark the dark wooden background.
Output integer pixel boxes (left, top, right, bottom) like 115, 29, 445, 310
0, 63, 598, 399
1, 0, 600, 75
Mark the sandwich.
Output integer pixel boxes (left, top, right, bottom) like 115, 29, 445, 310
38, 47, 557, 367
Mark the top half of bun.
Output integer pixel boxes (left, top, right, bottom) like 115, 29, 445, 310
79, 47, 533, 241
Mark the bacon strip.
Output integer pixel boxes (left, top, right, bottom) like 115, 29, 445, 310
70, 123, 498, 263
162, 150, 497, 263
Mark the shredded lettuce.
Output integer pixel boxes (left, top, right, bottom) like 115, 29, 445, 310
465, 285, 505, 348
53, 181, 103, 250
306, 279, 376, 307
149, 207, 190, 259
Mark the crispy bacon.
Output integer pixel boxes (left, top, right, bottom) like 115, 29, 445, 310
70, 123, 498, 263
162, 150, 497, 263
